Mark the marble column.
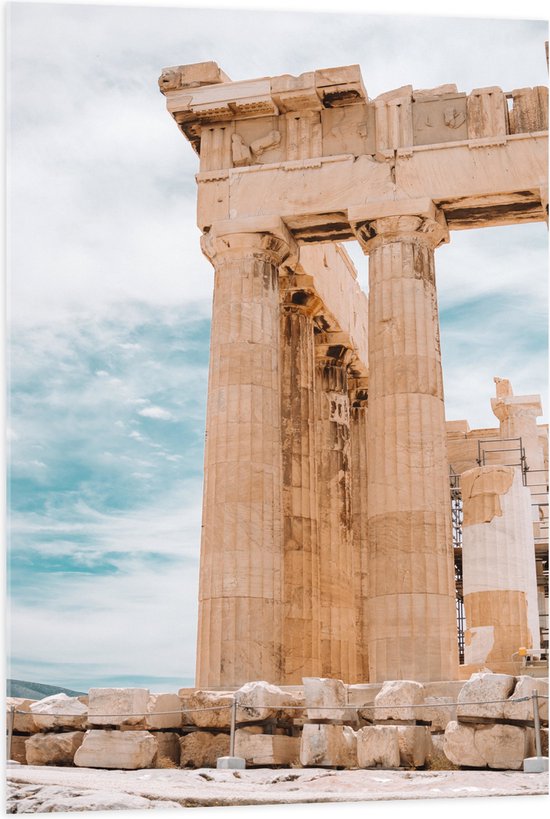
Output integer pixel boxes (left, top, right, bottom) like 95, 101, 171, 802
315, 340, 358, 682
359, 213, 458, 682
279, 282, 322, 682
462, 465, 537, 672
196, 230, 291, 688
349, 377, 369, 682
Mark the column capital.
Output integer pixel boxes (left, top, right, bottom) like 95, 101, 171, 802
279, 277, 325, 317
351, 200, 449, 253
201, 217, 299, 268
315, 332, 355, 368
349, 376, 369, 408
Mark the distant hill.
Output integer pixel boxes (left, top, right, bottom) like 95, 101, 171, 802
7, 679, 86, 700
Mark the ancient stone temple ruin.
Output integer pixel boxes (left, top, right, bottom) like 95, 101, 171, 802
158, 62, 548, 689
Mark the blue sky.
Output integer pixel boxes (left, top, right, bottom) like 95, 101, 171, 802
6, 1, 548, 692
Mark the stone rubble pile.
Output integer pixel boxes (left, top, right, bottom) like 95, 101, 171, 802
6, 673, 547, 771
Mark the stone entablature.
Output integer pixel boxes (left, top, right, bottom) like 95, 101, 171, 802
159, 62, 548, 235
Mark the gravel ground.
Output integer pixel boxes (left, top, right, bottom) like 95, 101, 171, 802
6, 764, 549, 812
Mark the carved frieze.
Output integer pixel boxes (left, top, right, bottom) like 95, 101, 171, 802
412, 93, 468, 146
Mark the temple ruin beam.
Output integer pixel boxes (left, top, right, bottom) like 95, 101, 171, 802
195, 134, 547, 235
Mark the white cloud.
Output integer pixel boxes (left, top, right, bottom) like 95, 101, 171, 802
138, 405, 174, 420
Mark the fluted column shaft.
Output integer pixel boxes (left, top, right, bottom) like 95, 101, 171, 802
315, 346, 358, 682
280, 285, 322, 681
361, 214, 458, 682
349, 379, 369, 681
196, 231, 290, 687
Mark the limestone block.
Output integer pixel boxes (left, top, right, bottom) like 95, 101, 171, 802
443, 721, 485, 767
179, 732, 230, 768
456, 673, 515, 720
372, 680, 425, 722
300, 724, 357, 768
303, 677, 347, 721
152, 732, 180, 766
25, 731, 84, 766
503, 676, 548, 723
146, 693, 182, 730
526, 726, 549, 757
397, 725, 431, 768
87, 688, 149, 727
473, 724, 528, 770
235, 680, 303, 723
30, 693, 88, 731
356, 726, 400, 768
422, 696, 457, 732
9, 735, 27, 765
235, 731, 301, 766
183, 690, 233, 728
74, 730, 157, 770
6, 698, 36, 734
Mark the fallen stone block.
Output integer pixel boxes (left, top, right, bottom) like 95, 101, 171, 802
235, 680, 303, 723
179, 731, 230, 768
503, 676, 548, 723
300, 723, 357, 767
183, 690, 233, 728
25, 731, 84, 766
146, 693, 183, 730
30, 693, 88, 731
443, 721, 485, 767
87, 688, 149, 727
8, 735, 28, 765
234, 730, 300, 766
303, 677, 347, 721
456, 672, 515, 720
74, 729, 157, 769
152, 732, 181, 767
356, 726, 400, 768
397, 725, 431, 768
371, 680, 425, 722
6, 698, 37, 734
422, 696, 457, 732
473, 723, 528, 770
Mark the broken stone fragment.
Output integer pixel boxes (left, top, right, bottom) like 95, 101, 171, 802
25, 731, 85, 766
372, 680, 425, 722
182, 690, 233, 729
87, 688, 149, 727
302, 677, 347, 721
503, 676, 548, 723
235, 680, 303, 723
179, 731, 230, 768
74, 729, 157, 770
443, 721, 485, 767
6, 697, 37, 734
30, 693, 88, 731
356, 725, 400, 768
145, 692, 183, 730
456, 672, 515, 720
235, 731, 301, 766
300, 723, 357, 767
473, 724, 528, 770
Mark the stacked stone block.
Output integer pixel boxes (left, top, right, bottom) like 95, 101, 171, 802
7, 674, 544, 771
